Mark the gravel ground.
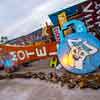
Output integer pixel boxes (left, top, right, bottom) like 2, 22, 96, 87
0, 59, 100, 100
0, 79, 100, 100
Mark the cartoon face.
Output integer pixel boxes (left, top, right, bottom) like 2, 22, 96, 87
71, 46, 88, 61
61, 39, 98, 69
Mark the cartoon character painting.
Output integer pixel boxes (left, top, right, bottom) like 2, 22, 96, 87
62, 38, 98, 69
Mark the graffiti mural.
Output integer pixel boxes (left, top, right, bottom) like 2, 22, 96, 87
62, 39, 98, 69
58, 20, 100, 74
49, 0, 100, 39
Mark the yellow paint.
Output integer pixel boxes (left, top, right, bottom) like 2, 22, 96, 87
58, 12, 72, 35
62, 53, 74, 67
50, 57, 57, 68
58, 12, 68, 28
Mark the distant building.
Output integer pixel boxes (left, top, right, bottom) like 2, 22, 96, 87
6, 28, 44, 45
6, 23, 55, 45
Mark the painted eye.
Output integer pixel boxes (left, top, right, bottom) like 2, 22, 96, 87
73, 49, 77, 53
80, 52, 84, 56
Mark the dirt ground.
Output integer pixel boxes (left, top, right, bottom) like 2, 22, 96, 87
0, 59, 100, 100
0, 79, 100, 100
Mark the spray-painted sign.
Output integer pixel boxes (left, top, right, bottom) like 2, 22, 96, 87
49, 0, 100, 39
78, 0, 100, 37
53, 26, 61, 43
0, 42, 57, 65
58, 20, 100, 74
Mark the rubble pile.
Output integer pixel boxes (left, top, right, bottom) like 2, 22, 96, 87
0, 71, 100, 89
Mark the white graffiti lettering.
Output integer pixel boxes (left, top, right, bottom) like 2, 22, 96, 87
95, 1, 100, 10
25, 51, 35, 58
82, 1, 100, 31
36, 47, 47, 57
17, 50, 26, 60
83, 2, 94, 13
10, 52, 18, 61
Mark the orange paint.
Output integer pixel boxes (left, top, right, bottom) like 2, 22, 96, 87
0, 42, 57, 65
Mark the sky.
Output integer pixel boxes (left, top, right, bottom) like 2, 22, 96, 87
0, 0, 86, 40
